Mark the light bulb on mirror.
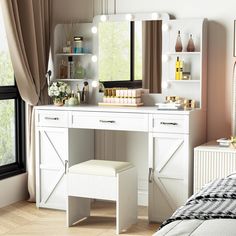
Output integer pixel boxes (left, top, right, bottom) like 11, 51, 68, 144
151, 12, 160, 20
92, 80, 99, 88
162, 23, 169, 32
100, 15, 107, 22
91, 26, 97, 34
91, 55, 97, 62
161, 81, 169, 90
162, 54, 169, 63
125, 14, 134, 21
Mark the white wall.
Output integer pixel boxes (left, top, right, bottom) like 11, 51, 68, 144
0, 173, 28, 208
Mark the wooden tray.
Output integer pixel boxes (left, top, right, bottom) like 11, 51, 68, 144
98, 102, 144, 107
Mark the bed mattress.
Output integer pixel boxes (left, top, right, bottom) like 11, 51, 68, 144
153, 219, 236, 236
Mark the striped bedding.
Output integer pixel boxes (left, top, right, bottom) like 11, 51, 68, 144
160, 178, 236, 229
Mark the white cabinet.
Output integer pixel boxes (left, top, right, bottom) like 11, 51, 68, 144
35, 110, 94, 210
36, 127, 69, 210
148, 116, 191, 222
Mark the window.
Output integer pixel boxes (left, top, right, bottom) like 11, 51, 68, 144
99, 21, 142, 88
0, 5, 25, 179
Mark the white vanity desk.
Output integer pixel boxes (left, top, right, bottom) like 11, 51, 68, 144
35, 105, 206, 222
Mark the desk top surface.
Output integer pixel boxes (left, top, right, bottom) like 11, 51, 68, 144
35, 105, 200, 115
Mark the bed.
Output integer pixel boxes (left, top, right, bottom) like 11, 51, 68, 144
153, 177, 236, 236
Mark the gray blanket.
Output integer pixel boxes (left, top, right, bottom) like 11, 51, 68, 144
160, 178, 236, 229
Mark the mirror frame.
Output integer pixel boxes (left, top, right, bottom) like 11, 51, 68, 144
92, 12, 170, 89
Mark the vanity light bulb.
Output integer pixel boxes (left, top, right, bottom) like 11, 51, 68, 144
91, 26, 97, 34
91, 55, 98, 62
162, 23, 169, 32
100, 15, 107, 22
162, 54, 169, 62
152, 12, 160, 20
92, 80, 99, 88
162, 81, 169, 90
125, 14, 133, 21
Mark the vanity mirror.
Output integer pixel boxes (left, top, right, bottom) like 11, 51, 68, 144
93, 13, 170, 93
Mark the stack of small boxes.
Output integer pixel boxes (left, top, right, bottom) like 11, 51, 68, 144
101, 88, 145, 106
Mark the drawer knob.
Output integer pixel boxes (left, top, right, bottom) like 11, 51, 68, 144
99, 120, 116, 123
44, 117, 59, 120
160, 121, 178, 126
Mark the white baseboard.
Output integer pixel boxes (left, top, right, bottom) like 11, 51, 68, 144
0, 173, 28, 208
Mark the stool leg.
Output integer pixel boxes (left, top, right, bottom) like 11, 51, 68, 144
116, 168, 137, 234
67, 196, 91, 227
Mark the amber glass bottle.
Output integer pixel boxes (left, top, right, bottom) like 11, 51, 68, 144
175, 30, 183, 52
187, 34, 195, 52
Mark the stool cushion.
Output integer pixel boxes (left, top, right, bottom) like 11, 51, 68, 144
69, 160, 134, 177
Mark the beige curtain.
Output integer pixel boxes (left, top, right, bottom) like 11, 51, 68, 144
1, 0, 52, 201
142, 20, 162, 93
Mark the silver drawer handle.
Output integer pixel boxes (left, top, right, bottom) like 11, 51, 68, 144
149, 168, 153, 183
44, 117, 59, 120
64, 160, 68, 174
160, 122, 178, 126
99, 120, 116, 123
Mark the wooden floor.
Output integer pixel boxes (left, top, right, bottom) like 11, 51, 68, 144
0, 201, 159, 236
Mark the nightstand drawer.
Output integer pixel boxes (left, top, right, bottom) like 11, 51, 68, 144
150, 114, 189, 134
70, 111, 149, 132
36, 110, 69, 127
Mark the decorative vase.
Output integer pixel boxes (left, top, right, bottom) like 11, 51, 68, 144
175, 30, 183, 52
187, 34, 195, 52
53, 98, 64, 106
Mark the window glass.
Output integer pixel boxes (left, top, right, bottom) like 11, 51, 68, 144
0, 6, 14, 86
0, 99, 16, 166
99, 21, 131, 82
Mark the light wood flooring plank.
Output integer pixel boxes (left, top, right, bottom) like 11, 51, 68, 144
0, 201, 159, 236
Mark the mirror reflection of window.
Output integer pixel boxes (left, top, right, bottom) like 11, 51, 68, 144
98, 20, 162, 93
99, 22, 130, 82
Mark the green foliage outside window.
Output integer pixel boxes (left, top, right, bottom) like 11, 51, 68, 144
0, 51, 15, 166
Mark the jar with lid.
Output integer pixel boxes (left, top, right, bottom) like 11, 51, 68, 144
73, 36, 83, 53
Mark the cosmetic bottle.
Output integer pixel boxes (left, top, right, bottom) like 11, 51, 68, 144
187, 34, 195, 52
175, 30, 183, 52
179, 59, 184, 80
74, 62, 85, 79
175, 57, 180, 80
67, 56, 74, 79
59, 60, 67, 79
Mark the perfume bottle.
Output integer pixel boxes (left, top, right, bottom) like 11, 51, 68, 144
187, 34, 195, 52
175, 30, 183, 52
175, 57, 180, 80
74, 62, 85, 79
59, 60, 67, 79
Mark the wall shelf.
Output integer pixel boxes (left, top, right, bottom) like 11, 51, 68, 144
56, 53, 92, 56
52, 78, 90, 82
167, 79, 200, 83
166, 52, 201, 56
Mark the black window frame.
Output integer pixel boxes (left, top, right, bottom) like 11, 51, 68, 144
0, 83, 26, 180
101, 21, 142, 89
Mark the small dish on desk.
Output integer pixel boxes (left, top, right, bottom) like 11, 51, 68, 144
216, 138, 231, 147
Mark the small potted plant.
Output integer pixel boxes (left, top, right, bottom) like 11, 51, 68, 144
48, 81, 71, 106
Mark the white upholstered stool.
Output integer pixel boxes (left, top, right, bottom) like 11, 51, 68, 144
67, 160, 137, 234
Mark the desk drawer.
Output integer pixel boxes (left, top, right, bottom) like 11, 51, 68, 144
70, 111, 149, 132
150, 114, 189, 134
36, 110, 68, 127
